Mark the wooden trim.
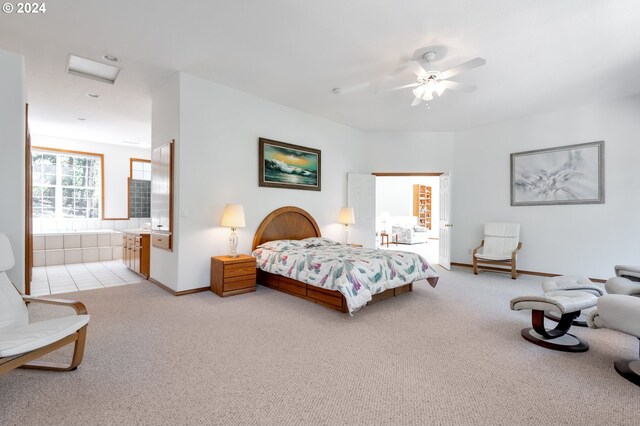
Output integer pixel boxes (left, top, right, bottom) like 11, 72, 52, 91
31, 146, 113, 219
24, 103, 32, 295
149, 277, 208, 296
129, 157, 151, 178
372, 172, 444, 176
450, 262, 606, 283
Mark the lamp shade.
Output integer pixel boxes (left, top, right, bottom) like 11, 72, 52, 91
221, 204, 246, 228
338, 207, 355, 225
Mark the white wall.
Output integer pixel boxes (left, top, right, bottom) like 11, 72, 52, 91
364, 131, 455, 173
31, 135, 150, 219
173, 73, 367, 291
0, 49, 26, 291
452, 95, 640, 279
150, 73, 180, 289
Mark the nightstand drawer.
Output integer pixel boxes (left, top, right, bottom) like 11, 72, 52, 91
224, 260, 255, 270
224, 275, 256, 291
223, 265, 256, 277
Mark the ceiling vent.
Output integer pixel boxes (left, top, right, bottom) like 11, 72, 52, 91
67, 54, 120, 84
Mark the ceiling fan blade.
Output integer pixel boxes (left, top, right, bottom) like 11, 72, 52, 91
439, 57, 486, 80
382, 82, 420, 93
407, 60, 428, 76
410, 96, 423, 106
438, 80, 477, 93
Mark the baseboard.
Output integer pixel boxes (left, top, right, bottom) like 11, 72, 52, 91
149, 277, 210, 296
450, 262, 606, 283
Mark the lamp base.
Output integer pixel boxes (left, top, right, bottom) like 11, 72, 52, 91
228, 229, 239, 258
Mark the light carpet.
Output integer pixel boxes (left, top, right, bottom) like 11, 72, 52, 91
1, 267, 638, 425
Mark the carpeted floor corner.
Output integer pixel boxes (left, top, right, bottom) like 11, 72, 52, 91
1, 266, 638, 425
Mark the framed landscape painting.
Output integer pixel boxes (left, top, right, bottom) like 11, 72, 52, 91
511, 141, 604, 206
259, 138, 321, 191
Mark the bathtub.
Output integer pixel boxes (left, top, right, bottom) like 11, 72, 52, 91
33, 230, 124, 266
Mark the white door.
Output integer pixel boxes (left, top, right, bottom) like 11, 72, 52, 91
347, 173, 376, 248
438, 172, 451, 270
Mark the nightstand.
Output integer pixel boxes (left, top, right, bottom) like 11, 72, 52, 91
210, 254, 256, 297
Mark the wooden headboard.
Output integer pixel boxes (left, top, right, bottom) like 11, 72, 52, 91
252, 206, 321, 250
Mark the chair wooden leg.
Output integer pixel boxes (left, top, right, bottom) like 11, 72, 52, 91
20, 325, 88, 372
473, 258, 478, 275
511, 264, 517, 279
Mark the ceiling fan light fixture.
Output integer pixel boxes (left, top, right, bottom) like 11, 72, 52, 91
435, 84, 446, 97
412, 85, 426, 98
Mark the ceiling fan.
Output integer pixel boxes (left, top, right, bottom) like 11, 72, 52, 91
387, 51, 486, 107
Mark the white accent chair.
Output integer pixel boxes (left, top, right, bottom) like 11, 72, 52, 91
605, 265, 640, 297
473, 223, 522, 279
588, 294, 640, 387
0, 232, 90, 376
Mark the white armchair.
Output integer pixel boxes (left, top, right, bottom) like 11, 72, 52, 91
605, 265, 640, 297
473, 223, 522, 280
588, 294, 640, 387
0, 232, 90, 376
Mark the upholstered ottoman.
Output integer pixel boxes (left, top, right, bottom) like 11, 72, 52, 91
511, 290, 598, 352
541, 275, 604, 326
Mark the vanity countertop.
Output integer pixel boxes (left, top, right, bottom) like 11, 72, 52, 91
122, 228, 151, 235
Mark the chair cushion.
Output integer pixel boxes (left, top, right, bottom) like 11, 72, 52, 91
485, 223, 520, 238
605, 277, 640, 296
0, 315, 90, 357
0, 233, 15, 272
474, 252, 511, 261
0, 273, 29, 331
614, 265, 640, 280
589, 294, 640, 337
510, 291, 597, 314
541, 275, 604, 296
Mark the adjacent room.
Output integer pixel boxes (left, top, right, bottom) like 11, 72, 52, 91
1, 1, 639, 425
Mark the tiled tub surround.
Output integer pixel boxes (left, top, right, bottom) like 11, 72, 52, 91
34, 230, 124, 266
33, 217, 151, 233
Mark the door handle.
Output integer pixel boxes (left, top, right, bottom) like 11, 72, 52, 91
445, 224, 454, 228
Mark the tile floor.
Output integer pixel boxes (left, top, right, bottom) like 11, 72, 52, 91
30, 260, 146, 296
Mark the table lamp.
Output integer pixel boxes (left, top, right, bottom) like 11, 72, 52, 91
338, 207, 355, 244
221, 204, 246, 258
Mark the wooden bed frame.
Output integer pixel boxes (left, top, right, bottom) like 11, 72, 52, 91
252, 206, 418, 313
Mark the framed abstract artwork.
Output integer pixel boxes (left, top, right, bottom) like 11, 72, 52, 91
510, 141, 604, 206
259, 138, 321, 191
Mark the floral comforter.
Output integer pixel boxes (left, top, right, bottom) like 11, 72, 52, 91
251, 239, 439, 314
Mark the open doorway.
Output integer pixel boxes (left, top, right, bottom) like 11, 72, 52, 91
374, 174, 441, 265
29, 137, 151, 296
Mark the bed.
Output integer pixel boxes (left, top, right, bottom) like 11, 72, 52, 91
251, 206, 439, 314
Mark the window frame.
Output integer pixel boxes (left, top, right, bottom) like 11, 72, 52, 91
32, 146, 105, 220
130, 158, 151, 181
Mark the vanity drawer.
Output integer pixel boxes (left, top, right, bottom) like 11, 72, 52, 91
151, 232, 171, 250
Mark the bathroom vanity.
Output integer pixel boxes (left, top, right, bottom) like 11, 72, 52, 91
122, 229, 150, 279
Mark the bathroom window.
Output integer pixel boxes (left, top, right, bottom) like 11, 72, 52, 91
130, 159, 151, 181
32, 149, 102, 219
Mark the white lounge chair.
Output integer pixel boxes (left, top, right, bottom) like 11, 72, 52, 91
0, 232, 90, 376
473, 223, 522, 279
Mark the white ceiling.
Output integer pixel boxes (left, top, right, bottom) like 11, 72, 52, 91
1, 0, 640, 147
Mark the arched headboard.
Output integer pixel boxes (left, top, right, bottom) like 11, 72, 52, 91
252, 206, 321, 250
